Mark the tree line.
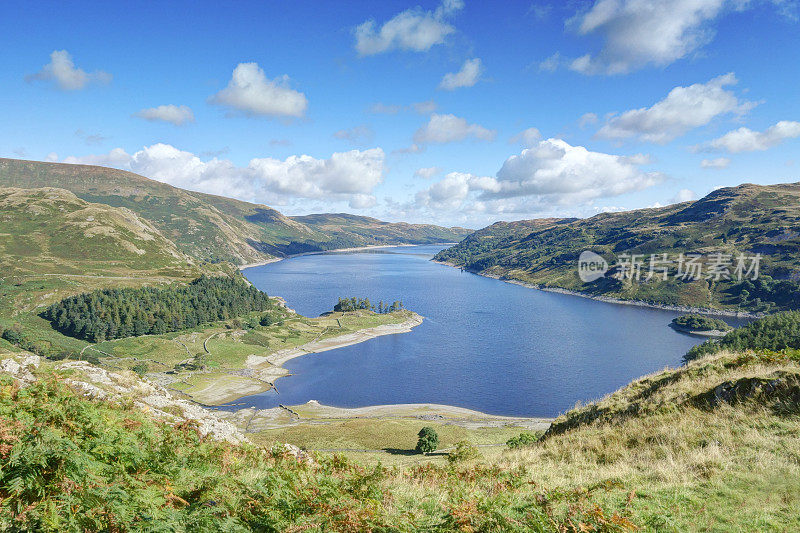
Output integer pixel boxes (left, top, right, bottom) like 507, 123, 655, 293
42, 276, 276, 342
333, 297, 404, 314
686, 311, 800, 360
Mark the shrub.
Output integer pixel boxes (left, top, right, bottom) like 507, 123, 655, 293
672, 314, 731, 332
447, 440, 479, 464
131, 363, 148, 375
415, 426, 439, 454
506, 432, 538, 449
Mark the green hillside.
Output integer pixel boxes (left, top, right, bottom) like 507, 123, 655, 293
435, 182, 800, 313
0, 187, 202, 279
0, 158, 471, 264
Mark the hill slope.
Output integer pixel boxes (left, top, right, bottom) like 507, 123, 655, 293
0, 158, 471, 264
435, 182, 800, 313
0, 187, 200, 278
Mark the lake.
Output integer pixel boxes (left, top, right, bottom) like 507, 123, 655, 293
237, 245, 743, 417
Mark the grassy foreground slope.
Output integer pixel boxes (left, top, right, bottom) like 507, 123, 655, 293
0, 158, 471, 264
435, 182, 800, 313
3, 314, 800, 530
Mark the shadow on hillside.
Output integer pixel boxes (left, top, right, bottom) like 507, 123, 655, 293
383, 448, 449, 457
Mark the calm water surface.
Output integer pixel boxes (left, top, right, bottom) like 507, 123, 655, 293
236, 245, 744, 417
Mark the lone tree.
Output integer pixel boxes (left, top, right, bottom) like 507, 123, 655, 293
415, 426, 439, 455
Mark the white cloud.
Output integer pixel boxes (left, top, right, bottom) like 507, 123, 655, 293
414, 166, 442, 179
415, 138, 663, 213
596, 73, 753, 143
209, 63, 307, 118
700, 157, 731, 168
487, 138, 663, 204
26, 50, 111, 90
697, 120, 800, 153
413, 113, 496, 144
333, 125, 374, 144
44, 152, 59, 162
568, 0, 729, 74
415, 172, 490, 209
439, 58, 482, 90
134, 104, 195, 126
355, 0, 463, 56
63, 147, 132, 168
56, 144, 385, 208
579, 113, 599, 128
509, 127, 542, 147
412, 100, 438, 114
671, 188, 697, 203
539, 52, 561, 72
393, 143, 425, 155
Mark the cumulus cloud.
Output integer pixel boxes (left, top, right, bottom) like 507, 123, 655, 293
439, 58, 482, 90
209, 63, 307, 118
355, 0, 463, 56
26, 50, 111, 90
414, 166, 442, 179
413, 113, 496, 144
568, 0, 731, 74
696, 120, 800, 153
509, 127, 542, 147
671, 188, 697, 203
134, 104, 195, 126
415, 172, 495, 209
596, 73, 753, 143
333, 125, 374, 144
415, 138, 663, 213
701, 157, 731, 169
487, 139, 663, 204
56, 144, 385, 209
63, 148, 132, 168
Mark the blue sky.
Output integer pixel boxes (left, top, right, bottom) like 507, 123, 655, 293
2, 0, 799, 228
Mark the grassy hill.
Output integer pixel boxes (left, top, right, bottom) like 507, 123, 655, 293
0, 187, 202, 279
0, 158, 471, 264
2, 313, 799, 530
0, 186, 235, 361
434, 182, 800, 313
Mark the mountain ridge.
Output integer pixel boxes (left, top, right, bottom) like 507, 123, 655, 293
434, 181, 800, 313
0, 157, 472, 264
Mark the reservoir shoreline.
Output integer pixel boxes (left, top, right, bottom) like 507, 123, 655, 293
432, 260, 761, 319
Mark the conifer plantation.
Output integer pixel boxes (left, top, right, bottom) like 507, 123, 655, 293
42, 276, 276, 342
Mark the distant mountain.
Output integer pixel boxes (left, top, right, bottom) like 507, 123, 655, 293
0, 158, 471, 264
434, 183, 800, 313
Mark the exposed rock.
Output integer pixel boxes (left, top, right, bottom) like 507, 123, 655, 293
692, 370, 800, 410
0, 355, 246, 444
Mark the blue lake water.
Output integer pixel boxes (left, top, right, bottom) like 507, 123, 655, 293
236, 245, 744, 417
